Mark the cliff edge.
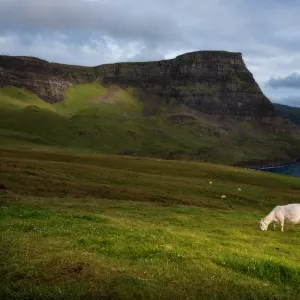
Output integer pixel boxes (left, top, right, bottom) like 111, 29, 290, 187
0, 50, 275, 118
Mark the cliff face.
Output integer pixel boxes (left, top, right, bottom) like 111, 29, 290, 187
0, 56, 95, 103
0, 51, 275, 117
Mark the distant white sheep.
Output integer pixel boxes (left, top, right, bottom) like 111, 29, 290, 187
209, 181, 212, 184
237, 188, 241, 192
221, 195, 226, 199
260, 204, 300, 232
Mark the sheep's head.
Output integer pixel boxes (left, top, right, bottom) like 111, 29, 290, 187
260, 218, 268, 231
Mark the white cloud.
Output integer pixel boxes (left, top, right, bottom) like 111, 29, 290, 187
0, 33, 149, 66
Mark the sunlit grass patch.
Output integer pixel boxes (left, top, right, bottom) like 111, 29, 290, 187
0, 87, 55, 111
54, 83, 142, 116
213, 253, 300, 286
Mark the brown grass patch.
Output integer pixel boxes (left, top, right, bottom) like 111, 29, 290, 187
91, 86, 120, 103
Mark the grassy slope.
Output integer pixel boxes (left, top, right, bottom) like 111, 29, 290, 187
0, 84, 298, 165
1, 149, 300, 299
0, 87, 56, 111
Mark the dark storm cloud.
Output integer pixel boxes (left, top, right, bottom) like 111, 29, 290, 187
1, 0, 300, 59
266, 73, 300, 89
0, 0, 180, 42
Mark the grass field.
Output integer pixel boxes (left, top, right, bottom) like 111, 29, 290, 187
1, 149, 300, 299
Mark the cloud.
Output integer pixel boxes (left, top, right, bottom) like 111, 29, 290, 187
0, 0, 180, 42
0, 33, 148, 66
266, 73, 300, 89
0, 0, 300, 107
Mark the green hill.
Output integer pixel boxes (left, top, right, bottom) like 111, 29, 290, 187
0, 83, 299, 166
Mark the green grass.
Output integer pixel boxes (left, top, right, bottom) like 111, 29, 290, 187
176, 83, 218, 92
55, 82, 108, 115
230, 74, 245, 84
0, 149, 300, 299
0, 83, 141, 117
242, 121, 253, 130
54, 82, 142, 116
0, 87, 55, 111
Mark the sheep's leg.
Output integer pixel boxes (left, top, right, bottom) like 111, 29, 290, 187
281, 220, 284, 232
273, 222, 276, 231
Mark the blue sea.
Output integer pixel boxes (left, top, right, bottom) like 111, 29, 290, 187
258, 162, 300, 178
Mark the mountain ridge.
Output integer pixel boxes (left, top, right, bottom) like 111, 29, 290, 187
273, 103, 300, 126
0, 50, 275, 118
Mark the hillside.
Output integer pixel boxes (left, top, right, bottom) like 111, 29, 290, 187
274, 103, 300, 126
1, 149, 300, 299
0, 51, 300, 166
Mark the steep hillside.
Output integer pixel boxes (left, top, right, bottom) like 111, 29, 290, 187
0, 51, 299, 166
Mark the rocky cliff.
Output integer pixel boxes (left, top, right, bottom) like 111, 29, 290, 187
0, 51, 275, 118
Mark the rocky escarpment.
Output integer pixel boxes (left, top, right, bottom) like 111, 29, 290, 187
0, 51, 275, 117
0, 56, 96, 103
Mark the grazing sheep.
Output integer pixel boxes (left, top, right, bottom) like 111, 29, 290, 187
209, 181, 212, 184
221, 195, 226, 199
260, 204, 300, 232
237, 188, 241, 192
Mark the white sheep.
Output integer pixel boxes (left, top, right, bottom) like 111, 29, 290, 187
260, 204, 300, 232
209, 181, 212, 184
237, 188, 241, 192
221, 195, 226, 199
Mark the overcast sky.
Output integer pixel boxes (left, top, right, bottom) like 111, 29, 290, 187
0, 0, 300, 107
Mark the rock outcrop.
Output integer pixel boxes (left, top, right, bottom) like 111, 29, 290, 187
0, 51, 275, 117
0, 56, 95, 103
